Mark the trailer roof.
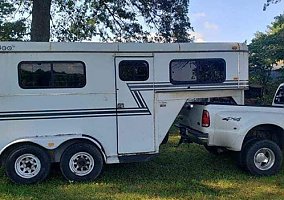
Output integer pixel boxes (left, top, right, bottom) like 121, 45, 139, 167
0, 42, 248, 53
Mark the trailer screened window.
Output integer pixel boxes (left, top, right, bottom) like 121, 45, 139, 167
18, 61, 86, 89
170, 59, 226, 84
119, 60, 149, 81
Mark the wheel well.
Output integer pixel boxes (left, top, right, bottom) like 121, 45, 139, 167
0, 139, 106, 166
51, 138, 106, 163
0, 142, 46, 167
243, 124, 284, 150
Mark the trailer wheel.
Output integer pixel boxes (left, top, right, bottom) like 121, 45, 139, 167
5, 145, 51, 184
60, 143, 103, 182
244, 140, 282, 176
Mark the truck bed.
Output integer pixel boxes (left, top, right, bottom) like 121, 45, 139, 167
179, 102, 284, 151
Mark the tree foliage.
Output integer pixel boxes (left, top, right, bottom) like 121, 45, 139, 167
4, 0, 192, 42
249, 14, 284, 103
0, 1, 26, 41
264, 0, 282, 10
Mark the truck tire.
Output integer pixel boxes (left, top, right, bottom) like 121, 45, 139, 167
244, 139, 282, 176
5, 144, 51, 184
237, 138, 261, 170
60, 143, 103, 182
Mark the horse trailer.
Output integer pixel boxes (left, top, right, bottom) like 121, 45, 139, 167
0, 42, 248, 183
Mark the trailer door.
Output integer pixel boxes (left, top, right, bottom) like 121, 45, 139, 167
115, 57, 155, 154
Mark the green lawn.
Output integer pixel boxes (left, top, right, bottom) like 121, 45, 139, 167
0, 135, 283, 200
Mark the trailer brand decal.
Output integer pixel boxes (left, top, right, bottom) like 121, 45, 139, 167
222, 117, 241, 122
0, 45, 15, 51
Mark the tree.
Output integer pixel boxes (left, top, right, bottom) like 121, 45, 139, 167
31, 0, 52, 41
263, 0, 282, 10
0, 1, 26, 41
6, 0, 192, 42
249, 14, 284, 103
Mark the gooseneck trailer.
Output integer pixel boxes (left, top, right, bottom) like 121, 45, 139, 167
0, 42, 248, 183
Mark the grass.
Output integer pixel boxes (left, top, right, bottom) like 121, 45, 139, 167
0, 134, 283, 200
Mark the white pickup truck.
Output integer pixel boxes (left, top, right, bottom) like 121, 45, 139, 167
178, 83, 284, 176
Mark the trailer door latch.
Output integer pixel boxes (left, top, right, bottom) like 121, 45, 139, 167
117, 103, 124, 109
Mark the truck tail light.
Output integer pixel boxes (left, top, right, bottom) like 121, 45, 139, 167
202, 110, 210, 127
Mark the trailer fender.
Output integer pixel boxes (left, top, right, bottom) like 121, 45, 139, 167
0, 134, 106, 162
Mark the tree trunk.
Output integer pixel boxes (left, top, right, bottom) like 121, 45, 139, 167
31, 0, 52, 42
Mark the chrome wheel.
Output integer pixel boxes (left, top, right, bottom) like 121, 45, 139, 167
60, 143, 103, 182
69, 152, 94, 176
14, 154, 41, 179
254, 148, 275, 171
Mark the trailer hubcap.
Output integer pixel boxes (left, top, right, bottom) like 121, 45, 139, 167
15, 154, 41, 178
254, 148, 275, 170
69, 152, 94, 176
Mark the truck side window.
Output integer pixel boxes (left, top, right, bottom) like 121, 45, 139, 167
274, 86, 284, 104
119, 60, 149, 81
170, 59, 226, 84
18, 61, 86, 89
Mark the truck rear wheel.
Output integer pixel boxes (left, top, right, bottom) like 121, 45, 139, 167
237, 138, 260, 170
5, 144, 51, 184
244, 140, 282, 176
60, 143, 103, 182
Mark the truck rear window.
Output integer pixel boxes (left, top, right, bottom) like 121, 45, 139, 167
18, 61, 86, 89
170, 59, 226, 84
274, 86, 284, 104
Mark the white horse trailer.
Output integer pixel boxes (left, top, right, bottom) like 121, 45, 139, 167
0, 42, 248, 183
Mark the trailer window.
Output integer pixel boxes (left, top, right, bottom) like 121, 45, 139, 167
18, 61, 86, 89
119, 60, 149, 81
170, 59, 226, 84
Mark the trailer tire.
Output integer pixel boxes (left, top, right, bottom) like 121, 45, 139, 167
60, 143, 103, 182
244, 140, 282, 176
5, 144, 51, 184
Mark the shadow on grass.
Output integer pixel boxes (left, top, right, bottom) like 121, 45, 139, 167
0, 136, 283, 200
